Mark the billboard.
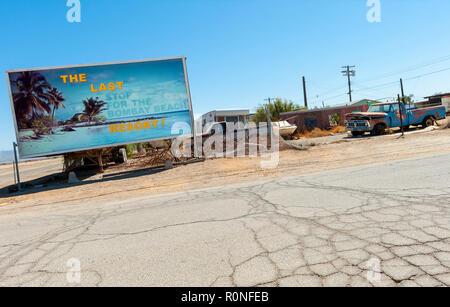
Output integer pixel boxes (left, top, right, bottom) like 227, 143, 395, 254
6, 57, 194, 158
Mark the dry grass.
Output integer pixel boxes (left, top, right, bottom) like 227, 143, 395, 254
294, 126, 347, 139
330, 126, 347, 134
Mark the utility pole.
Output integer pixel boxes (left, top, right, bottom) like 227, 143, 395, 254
400, 78, 407, 105
264, 97, 277, 120
341, 66, 356, 103
302, 76, 308, 109
398, 94, 404, 136
264, 97, 276, 150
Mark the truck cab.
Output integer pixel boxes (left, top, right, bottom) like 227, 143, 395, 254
346, 102, 446, 137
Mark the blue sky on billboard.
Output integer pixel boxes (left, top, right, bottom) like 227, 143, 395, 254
8, 59, 189, 122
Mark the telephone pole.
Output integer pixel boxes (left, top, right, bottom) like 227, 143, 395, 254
264, 97, 276, 148
400, 78, 407, 105
302, 76, 308, 109
398, 94, 404, 136
341, 66, 356, 103
264, 97, 276, 104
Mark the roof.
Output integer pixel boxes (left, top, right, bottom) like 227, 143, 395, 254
215, 108, 250, 112
351, 99, 380, 106
202, 109, 250, 117
373, 101, 399, 106
424, 93, 450, 99
331, 99, 380, 108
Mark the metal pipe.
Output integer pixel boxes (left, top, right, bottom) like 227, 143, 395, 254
13, 142, 21, 191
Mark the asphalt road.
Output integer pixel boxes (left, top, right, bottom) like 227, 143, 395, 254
0, 153, 449, 287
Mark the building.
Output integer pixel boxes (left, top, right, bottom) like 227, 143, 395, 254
280, 104, 369, 132
200, 109, 251, 130
422, 93, 450, 113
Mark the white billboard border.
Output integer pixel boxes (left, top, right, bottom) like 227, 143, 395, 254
6, 56, 195, 159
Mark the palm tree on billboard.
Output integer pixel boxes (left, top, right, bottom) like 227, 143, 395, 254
47, 87, 65, 131
82, 97, 107, 124
12, 71, 52, 121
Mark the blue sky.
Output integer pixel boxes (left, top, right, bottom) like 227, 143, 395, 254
1, 0, 450, 150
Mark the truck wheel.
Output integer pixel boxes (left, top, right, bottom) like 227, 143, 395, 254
403, 125, 410, 131
371, 124, 385, 136
423, 117, 434, 128
351, 131, 364, 137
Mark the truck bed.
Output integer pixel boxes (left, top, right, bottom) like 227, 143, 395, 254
408, 105, 446, 125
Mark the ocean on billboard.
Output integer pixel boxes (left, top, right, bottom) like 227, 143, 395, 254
7, 57, 194, 158
18, 110, 192, 157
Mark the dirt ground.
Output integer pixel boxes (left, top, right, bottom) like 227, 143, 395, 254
1, 125, 449, 213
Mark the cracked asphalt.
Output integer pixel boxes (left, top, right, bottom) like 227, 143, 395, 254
0, 153, 449, 287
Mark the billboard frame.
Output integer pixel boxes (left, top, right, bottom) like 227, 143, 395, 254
6, 56, 195, 159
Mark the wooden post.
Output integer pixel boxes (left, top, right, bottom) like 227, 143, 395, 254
98, 151, 104, 173
398, 94, 404, 136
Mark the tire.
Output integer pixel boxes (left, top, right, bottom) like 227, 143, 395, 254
371, 124, 386, 136
402, 125, 410, 131
351, 131, 364, 137
422, 117, 434, 128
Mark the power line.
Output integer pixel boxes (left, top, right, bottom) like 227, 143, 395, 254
404, 67, 450, 81
351, 66, 450, 94
357, 53, 450, 84
305, 55, 450, 107
312, 53, 450, 102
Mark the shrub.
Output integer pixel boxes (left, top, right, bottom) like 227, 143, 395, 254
31, 116, 53, 135
126, 144, 137, 158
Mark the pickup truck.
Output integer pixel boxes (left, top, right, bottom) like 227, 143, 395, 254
345, 102, 446, 136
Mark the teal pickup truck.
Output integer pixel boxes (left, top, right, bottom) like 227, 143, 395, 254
345, 102, 446, 136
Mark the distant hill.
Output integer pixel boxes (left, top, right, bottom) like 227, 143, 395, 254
0, 150, 14, 164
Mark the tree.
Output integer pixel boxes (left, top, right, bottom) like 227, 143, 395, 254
47, 87, 65, 131
12, 71, 52, 121
82, 97, 107, 124
251, 98, 305, 124
403, 94, 414, 105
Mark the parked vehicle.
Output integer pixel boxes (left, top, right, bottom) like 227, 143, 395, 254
345, 102, 446, 137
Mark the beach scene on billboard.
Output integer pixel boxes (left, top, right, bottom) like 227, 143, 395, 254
8, 58, 193, 158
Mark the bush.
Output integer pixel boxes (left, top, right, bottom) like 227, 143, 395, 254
31, 116, 53, 135
126, 144, 137, 158
251, 98, 305, 124
94, 115, 107, 123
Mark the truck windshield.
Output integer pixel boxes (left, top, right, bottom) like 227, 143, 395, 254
368, 104, 392, 113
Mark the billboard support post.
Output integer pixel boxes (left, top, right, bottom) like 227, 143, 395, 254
13, 142, 21, 191
182, 57, 198, 158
